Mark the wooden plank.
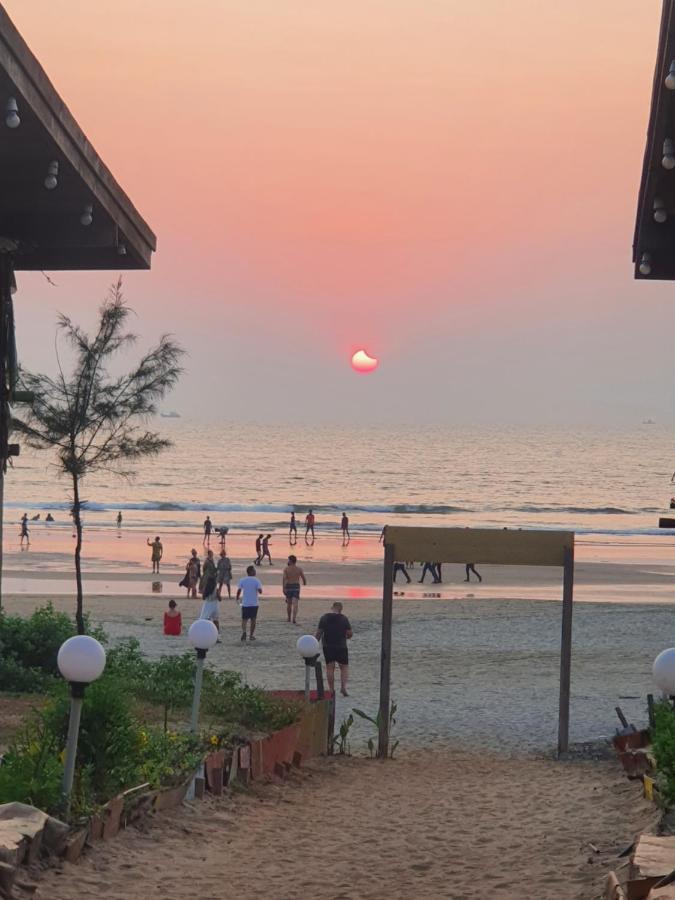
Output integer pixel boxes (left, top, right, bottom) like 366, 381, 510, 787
384, 526, 573, 567
633, 835, 675, 877
605, 871, 626, 900
378, 542, 395, 759
558, 545, 575, 755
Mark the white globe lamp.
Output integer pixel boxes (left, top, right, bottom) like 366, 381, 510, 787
57, 635, 106, 684
188, 619, 219, 733
297, 634, 321, 700
188, 619, 218, 653
653, 648, 675, 696
296, 635, 320, 658
57, 634, 107, 812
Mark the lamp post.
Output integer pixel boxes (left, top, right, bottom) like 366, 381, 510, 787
188, 619, 218, 733
653, 648, 675, 699
57, 635, 106, 812
296, 635, 320, 701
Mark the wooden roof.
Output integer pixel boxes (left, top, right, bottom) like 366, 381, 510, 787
0, 4, 156, 270
634, 0, 675, 280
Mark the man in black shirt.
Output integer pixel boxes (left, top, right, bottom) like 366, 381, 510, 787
315, 601, 353, 697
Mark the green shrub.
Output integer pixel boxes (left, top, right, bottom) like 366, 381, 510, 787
0, 715, 64, 812
139, 729, 203, 788
652, 700, 675, 806
0, 604, 77, 689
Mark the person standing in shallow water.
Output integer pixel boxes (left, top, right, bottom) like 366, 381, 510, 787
261, 534, 273, 566
116, 511, 122, 528
203, 515, 212, 544
147, 536, 163, 574
289, 512, 297, 544
305, 509, 316, 544
20, 513, 29, 547
340, 512, 350, 545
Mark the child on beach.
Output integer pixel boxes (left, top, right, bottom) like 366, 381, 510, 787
163, 599, 182, 636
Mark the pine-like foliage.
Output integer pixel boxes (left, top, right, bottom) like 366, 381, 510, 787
13, 279, 184, 633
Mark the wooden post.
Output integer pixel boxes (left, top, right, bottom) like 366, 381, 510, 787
557, 544, 575, 755
378, 542, 395, 759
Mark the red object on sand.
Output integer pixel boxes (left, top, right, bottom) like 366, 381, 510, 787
163, 612, 182, 636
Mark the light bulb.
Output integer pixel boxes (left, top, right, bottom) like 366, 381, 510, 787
80, 204, 93, 226
44, 160, 58, 190
639, 252, 652, 276
666, 61, 675, 90
117, 243, 127, 256
654, 197, 667, 223
5, 97, 19, 129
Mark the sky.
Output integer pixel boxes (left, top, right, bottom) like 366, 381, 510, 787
4, 0, 675, 425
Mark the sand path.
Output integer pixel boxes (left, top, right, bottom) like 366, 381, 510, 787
36, 750, 652, 900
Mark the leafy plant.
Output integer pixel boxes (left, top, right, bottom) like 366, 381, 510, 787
352, 701, 399, 759
651, 701, 675, 806
13, 280, 184, 633
332, 714, 353, 756
0, 717, 63, 811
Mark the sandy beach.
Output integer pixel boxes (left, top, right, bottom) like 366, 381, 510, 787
33, 750, 653, 900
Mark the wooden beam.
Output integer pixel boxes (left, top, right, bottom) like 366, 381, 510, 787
557, 545, 575, 755
378, 542, 395, 759
384, 526, 573, 567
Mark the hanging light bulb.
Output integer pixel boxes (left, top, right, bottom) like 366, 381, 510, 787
654, 197, 668, 223
117, 243, 127, 256
639, 252, 652, 275
667, 61, 675, 90
80, 204, 93, 226
44, 161, 59, 190
663, 139, 675, 170
5, 97, 19, 129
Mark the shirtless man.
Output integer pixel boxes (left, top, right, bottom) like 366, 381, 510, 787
147, 536, 163, 574
305, 509, 316, 543
282, 554, 307, 624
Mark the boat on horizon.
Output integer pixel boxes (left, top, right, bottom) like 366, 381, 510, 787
160, 411, 181, 419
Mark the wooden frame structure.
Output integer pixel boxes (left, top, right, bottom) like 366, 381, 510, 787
378, 526, 575, 758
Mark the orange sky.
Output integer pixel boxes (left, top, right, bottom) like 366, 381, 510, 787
4, 0, 674, 423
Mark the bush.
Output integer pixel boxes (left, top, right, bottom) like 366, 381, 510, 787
652, 700, 675, 806
0, 716, 63, 812
0, 604, 77, 689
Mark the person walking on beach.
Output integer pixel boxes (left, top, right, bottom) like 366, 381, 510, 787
116, 511, 122, 528
185, 548, 201, 599
20, 514, 29, 547
282, 554, 307, 624
465, 563, 482, 583
254, 534, 263, 564
315, 601, 352, 697
341, 512, 350, 545
261, 534, 273, 566
419, 561, 440, 584
237, 565, 263, 642
147, 536, 163, 574
199, 549, 220, 633
393, 561, 411, 583
305, 509, 316, 544
203, 515, 212, 544
163, 599, 182, 636
217, 549, 233, 599
289, 512, 297, 545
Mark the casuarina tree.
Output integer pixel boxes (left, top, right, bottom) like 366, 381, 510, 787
13, 279, 184, 634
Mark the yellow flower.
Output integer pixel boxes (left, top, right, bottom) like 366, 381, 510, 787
210, 735, 218, 746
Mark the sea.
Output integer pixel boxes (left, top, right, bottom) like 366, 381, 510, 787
4, 421, 674, 543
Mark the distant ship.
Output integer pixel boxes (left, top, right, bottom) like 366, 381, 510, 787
160, 411, 181, 419
642, 418, 657, 425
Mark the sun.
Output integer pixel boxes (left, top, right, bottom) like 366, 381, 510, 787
351, 349, 378, 373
